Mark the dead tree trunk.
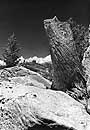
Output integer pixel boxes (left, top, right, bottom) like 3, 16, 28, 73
44, 16, 89, 105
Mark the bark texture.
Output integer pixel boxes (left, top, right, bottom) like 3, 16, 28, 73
44, 16, 89, 105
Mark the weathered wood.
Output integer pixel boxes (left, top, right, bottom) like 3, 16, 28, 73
44, 16, 89, 105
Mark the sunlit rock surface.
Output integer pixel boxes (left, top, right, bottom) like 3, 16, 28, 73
16, 55, 53, 81
20, 60, 53, 81
0, 66, 90, 130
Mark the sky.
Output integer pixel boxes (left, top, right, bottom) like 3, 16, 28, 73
0, 0, 89, 58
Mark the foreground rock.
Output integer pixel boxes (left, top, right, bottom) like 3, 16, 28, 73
17, 55, 53, 81
0, 66, 51, 89
21, 61, 53, 81
0, 66, 90, 130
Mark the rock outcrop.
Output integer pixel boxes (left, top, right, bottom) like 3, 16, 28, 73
0, 66, 51, 89
21, 61, 53, 81
44, 16, 89, 105
0, 66, 90, 130
16, 55, 53, 81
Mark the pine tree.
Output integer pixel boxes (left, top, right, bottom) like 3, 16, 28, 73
3, 33, 21, 67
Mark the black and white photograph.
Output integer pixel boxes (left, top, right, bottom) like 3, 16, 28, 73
0, 0, 89, 130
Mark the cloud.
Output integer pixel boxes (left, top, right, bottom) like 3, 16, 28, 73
0, 60, 6, 66
17, 56, 25, 64
25, 55, 51, 64
18, 55, 51, 64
